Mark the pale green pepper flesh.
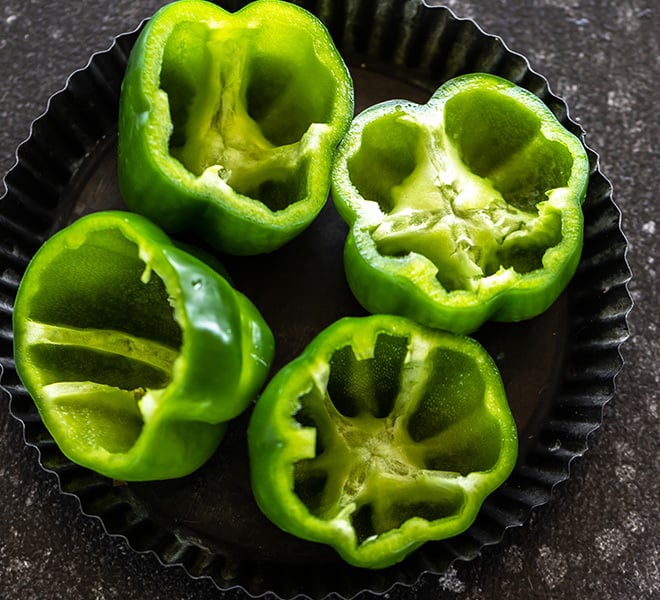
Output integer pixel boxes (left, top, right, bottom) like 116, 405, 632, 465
347, 89, 572, 292
162, 15, 336, 211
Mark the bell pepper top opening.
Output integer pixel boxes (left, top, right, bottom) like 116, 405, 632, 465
159, 13, 336, 212
345, 87, 575, 292
290, 330, 505, 546
21, 227, 182, 455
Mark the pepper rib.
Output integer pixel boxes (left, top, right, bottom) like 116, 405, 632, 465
23, 320, 179, 375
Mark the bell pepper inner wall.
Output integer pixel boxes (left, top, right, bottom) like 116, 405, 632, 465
21, 228, 181, 454
159, 17, 335, 212
346, 90, 573, 292
291, 332, 503, 546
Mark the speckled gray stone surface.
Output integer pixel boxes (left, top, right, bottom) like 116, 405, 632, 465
0, 1, 657, 599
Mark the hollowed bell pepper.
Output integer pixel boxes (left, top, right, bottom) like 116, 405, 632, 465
248, 315, 517, 569
12, 211, 274, 481
332, 73, 590, 334
118, 0, 354, 255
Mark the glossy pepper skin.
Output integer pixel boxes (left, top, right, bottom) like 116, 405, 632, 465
13, 211, 274, 481
118, 0, 354, 255
332, 73, 590, 334
248, 315, 518, 569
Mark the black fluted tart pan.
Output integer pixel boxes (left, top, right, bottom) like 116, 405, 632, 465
0, 1, 632, 598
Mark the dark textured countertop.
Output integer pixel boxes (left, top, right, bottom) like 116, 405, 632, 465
0, 1, 657, 599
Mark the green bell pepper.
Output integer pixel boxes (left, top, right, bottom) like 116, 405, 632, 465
248, 315, 518, 569
332, 73, 590, 334
118, 0, 354, 255
12, 211, 274, 481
